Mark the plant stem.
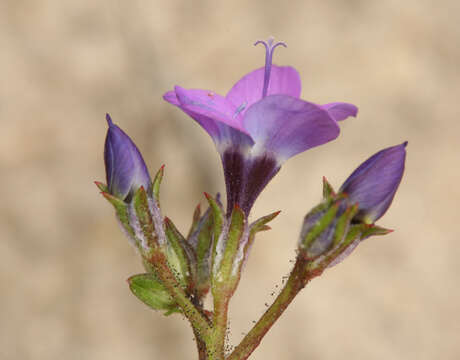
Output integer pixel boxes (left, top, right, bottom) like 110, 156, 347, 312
149, 251, 212, 342
227, 257, 317, 360
208, 285, 231, 360
193, 326, 208, 360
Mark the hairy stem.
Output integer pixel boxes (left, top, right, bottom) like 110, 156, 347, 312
149, 251, 212, 342
227, 257, 317, 360
208, 285, 231, 360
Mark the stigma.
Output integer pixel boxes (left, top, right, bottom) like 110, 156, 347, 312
254, 36, 286, 98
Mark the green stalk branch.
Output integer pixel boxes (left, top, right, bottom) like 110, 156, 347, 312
227, 257, 318, 360
209, 285, 230, 360
149, 251, 212, 342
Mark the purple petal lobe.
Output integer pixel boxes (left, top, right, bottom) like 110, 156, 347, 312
226, 65, 301, 117
163, 87, 254, 147
340, 142, 407, 223
174, 86, 248, 134
104, 115, 151, 200
243, 95, 340, 161
321, 102, 358, 122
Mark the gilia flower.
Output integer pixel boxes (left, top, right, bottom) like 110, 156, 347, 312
104, 114, 151, 201
340, 142, 407, 223
164, 38, 358, 215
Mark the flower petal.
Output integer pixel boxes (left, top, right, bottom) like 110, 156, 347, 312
163, 87, 254, 148
243, 95, 340, 162
340, 142, 407, 223
321, 102, 358, 122
226, 65, 301, 116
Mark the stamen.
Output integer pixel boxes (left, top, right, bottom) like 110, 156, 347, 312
254, 36, 287, 98
233, 101, 247, 118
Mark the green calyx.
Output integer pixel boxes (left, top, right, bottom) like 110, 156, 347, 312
151, 165, 165, 204
132, 186, 158, 248
187, 205, 214, 299
98, 186, 134, 237
213, 205, 246, 287
164, 217, 196, 290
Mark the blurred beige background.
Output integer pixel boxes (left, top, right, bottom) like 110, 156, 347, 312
1, 1, 459, 359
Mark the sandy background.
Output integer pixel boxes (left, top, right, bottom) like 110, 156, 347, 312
1, 1, 459, 359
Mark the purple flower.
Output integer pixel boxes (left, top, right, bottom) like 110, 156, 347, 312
164, 37, 358, 215
104, 114, 151, 201
340, 142, 407, 223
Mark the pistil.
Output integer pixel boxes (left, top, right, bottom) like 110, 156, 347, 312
254, 36, 286, 98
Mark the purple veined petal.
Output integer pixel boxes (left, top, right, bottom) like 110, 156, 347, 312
226, 65, 302, 117
164, 89, 222, 141
321, 102, 358, 122
163, 90, 180, 106
163, 88, 254, 148
340, 142, 407, 223
104, 114, 151, 200
174, 86, 249, 134
221, 148, 280, 215
243, 94, 340, 162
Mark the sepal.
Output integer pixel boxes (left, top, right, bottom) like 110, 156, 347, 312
164, 217, 196, 290
299, 201, 342, 259
187, 204, 202, 240
99, 190, 134, 238
211, 204, 247, 297
152, 165, 165, 204
204, 193, 224, 241
128, 273, 181, 315
132, 186, 158, 248
187, 206, 214, 299
249, 210, 281, 236
322, 176, 336, 200
361, 224, 393, 238
95, 181, 108, 193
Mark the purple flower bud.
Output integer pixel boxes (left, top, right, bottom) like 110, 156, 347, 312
104, 114, 151, 201
340, 142, 407, 223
